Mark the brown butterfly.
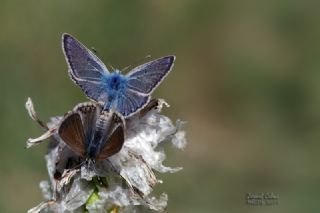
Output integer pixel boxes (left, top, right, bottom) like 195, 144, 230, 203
58, 102, 125, 161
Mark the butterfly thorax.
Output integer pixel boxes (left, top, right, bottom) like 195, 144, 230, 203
102, 72, 128, 110
85, 128, 104, 159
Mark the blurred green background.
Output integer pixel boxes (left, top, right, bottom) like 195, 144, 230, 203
1, 0, 320, 212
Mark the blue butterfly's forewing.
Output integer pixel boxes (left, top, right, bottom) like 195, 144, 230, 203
125, 56, 175, 95
62, 34, 109, 103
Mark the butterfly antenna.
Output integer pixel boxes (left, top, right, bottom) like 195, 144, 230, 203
79, 160, 88, 168
121, 54, 152, 72
91, 47, 102, 58
91, 47, 98, 54
66, 160, 85, 171
91, 47, 117, 72
108, 63, 116, 71
62, 157, 87, 172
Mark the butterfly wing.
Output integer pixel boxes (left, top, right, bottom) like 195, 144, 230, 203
73, 102, 101, 144
125, 56, 175, 95
62, 33, 109, 102
112, 56, 174, 117
58, 112, 86, 157
96, 123, 124, 160
94, 111, 125, 160
115, 89, 150, 117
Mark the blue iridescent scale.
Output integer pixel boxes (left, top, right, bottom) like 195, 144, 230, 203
101, 72, 128, 110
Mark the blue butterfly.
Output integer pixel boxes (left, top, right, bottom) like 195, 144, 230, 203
62, 33, 175, 117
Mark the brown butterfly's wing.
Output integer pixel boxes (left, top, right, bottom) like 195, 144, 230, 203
95, 111, 125, 160
58, 112, 86, 157
138, 98, 160, 118
96, 123, 125, 160
74, 102, 101, 143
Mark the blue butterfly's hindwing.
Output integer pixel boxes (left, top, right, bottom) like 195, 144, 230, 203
115, 89, 150, 117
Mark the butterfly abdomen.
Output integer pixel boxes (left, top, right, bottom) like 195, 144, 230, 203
87, 127, 104, 159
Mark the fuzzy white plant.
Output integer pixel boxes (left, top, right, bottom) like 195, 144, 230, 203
26, 98, 186, 213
